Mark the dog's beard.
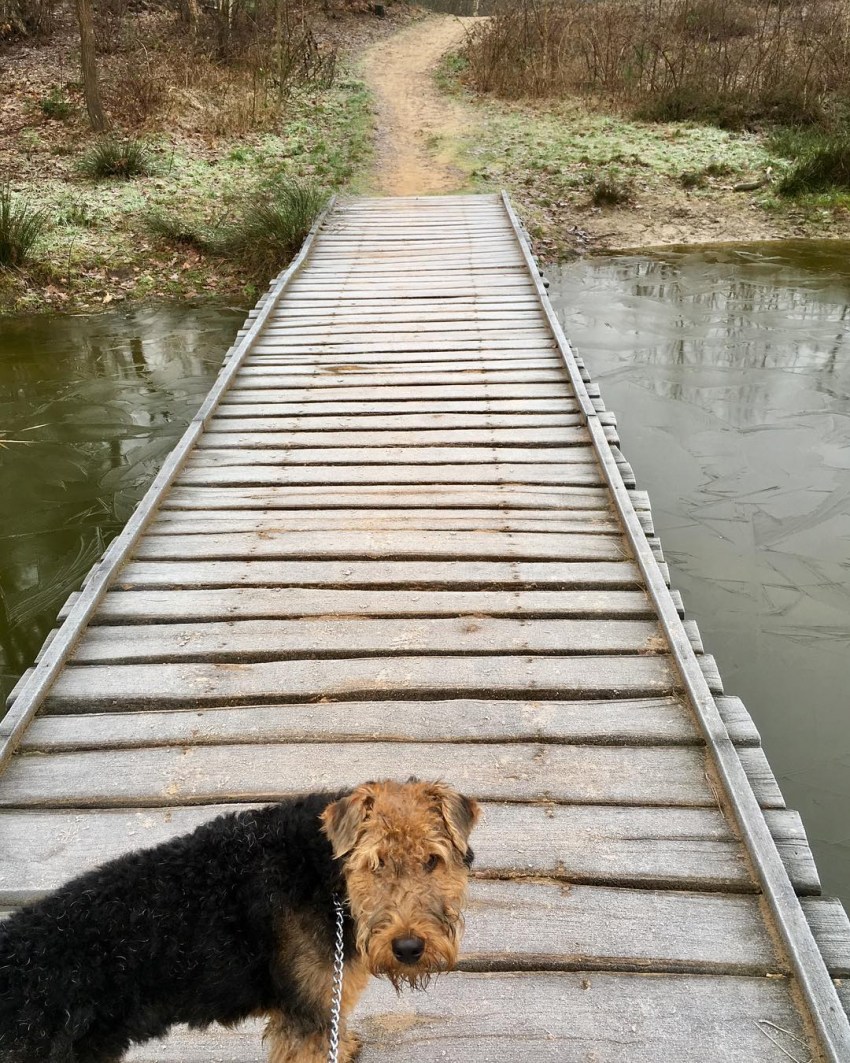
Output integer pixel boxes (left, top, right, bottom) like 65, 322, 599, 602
363, 926, 459, 992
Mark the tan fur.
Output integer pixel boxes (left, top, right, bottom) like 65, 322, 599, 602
265, 912, 369, 1063
321, 780, 480, 992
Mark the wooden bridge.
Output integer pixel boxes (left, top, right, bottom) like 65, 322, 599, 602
2, 193, 849, 1062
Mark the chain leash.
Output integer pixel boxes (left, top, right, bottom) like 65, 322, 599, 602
327, 893, 346, 1063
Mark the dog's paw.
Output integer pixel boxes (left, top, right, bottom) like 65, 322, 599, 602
341, 1030, 363, 1062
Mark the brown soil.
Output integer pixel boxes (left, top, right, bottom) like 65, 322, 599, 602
359, 15, 475, 196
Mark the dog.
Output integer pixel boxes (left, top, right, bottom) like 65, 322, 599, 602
0, 779, 480, 1063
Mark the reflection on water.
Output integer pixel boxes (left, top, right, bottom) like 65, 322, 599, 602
550, 241, 850, 909
0, 305, 242, 707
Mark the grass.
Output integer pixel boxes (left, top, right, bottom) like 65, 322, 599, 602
0, 186, 48, 269
144, 210, 213, 251
768, 129, 850, 196
779, 139, 850, 196
216, 179, 328, 278
1, 66, 373, 311
78, 138, 155, 180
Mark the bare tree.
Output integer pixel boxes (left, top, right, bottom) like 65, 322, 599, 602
74, 0, 107, 131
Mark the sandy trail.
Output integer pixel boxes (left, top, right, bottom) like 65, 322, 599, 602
359, 16, 474, 196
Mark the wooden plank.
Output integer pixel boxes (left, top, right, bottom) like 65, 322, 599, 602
254, 316, 547, 330
245, 350, 559, 366
191, 445, 599, 467
243, 357, 561, 373
148, 510, 628, 536
115, 558, 644, 590
0, 871, 779, 976
0, 804, 818, 900
67, 618, 667, 664
123, 972, 814, 1063
163, 483, 631, 510
62, 581, 684, 622
43, 655, 682, 711
17, 695, 754, 750
133, 530, 628, 562
296, 262, 526, 275
91, 588, 660, 622
225, 384, 573, 403
203, 413, 606, 431
252, 330, 552, 345
736, 746, 785, 809
803, 899, 850, 978
235, 369, 567, 389
175, 463, 610, 488
0, 741, 729, 808
216, 398, 606, 415
226, 382, 575, 401
263, 297, 544, 312
462, 880, 780, 974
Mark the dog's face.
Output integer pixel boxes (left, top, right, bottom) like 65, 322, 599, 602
321, 779, 480, 989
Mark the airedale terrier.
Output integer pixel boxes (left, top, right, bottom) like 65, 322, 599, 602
0, 779, 479, 1063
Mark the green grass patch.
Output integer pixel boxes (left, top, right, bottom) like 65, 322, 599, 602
0, 185, 48, 269
770, 129, 850, 196
217, 179, 328, 279
78, 138, 155, 180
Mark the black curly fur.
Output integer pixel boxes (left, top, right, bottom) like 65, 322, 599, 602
0, 792, 357, 1063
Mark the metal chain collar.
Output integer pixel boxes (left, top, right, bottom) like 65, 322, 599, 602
327, 894, 346, 1063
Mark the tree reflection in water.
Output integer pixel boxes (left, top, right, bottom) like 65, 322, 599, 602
549, 239, 850, 911
0, 304, 241, 708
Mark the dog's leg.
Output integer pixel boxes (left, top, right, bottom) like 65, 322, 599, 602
264, 956, 368, 1063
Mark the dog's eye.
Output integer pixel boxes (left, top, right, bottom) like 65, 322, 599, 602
375, 857, 386, 871
425, 854, 440, 872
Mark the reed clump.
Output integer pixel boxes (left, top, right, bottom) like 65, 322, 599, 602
217, 179, 328, 277
773, 132, 850, 195
0, 185, 48, 269
78, 137, 155, 180
462, 0, 850, 131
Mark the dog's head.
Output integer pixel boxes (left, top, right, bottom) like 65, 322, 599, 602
321, 779, 480, 989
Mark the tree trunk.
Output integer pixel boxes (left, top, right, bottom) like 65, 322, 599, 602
179, 0, 199, 31
74, 0, 107, 132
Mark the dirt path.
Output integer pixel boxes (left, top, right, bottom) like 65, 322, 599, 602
359, 16, 474, 196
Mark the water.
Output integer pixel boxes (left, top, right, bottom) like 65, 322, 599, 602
0, 304, 242, 707
549, 241, 850, 910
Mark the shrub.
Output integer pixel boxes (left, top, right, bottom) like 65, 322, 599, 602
78, 138, 154, 180
588, 169, 635, 206
777, 134, 850, 195
0, 185, 48, 269
218, 180, 328, 278
39, 88, 72, 121
679, 168, 709, 189
462, 0, 850, 131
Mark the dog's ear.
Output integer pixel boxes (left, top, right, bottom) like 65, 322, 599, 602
429, 784, 481, 858
321, 784, 377, 859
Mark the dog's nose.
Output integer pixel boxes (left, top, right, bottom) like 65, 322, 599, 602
392, 935, 425, 965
